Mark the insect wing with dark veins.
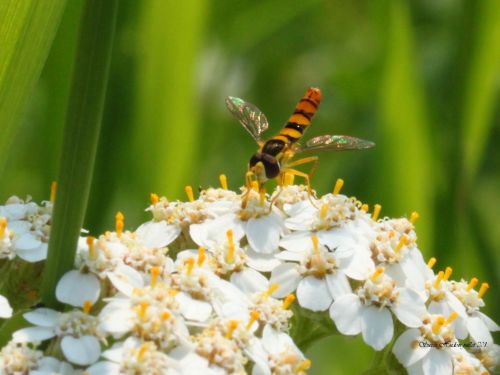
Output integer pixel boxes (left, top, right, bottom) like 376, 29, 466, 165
225, 96, 269, 142
298, 134, 375, 153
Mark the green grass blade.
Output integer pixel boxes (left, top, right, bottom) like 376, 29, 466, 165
0, 0, 66, 174
131, 0, 207, 199
377, 0, 433, 251
40, 0, 118, 308
461, 0, 500, 180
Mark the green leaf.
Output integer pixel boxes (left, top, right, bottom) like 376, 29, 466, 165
131, 0, 208, 199
40, 0, 118, 308
0, 0, 66, 175
461, 0, 500, 181
376, 0, 433, 251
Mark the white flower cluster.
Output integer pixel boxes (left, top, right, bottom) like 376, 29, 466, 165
0, 178, 498, 375
0, 195, 53, 262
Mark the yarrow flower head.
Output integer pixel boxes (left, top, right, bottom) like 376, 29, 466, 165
0, 176, 497, 375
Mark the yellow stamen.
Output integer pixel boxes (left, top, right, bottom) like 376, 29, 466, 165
320, 203, 328, 220
137, 343, 148, 361
82, 300, 92, 314
259, 187, 266, 206
245, 171, 254, 188
443, 267, 453, 281
427, 257, 437, 269
0, 217, 7, 239
410, 211, 419, 224
167, 288, 179, 297
226, 229, 234, 263
184, 185, 194, 202
433, 271, 444, 289
333, 178, 344, 195
50, 181, 57, 203
394, 235, 407, 253
161, 311, 171, 321
264, 283, 279, 298
186, 257, 195, 276
284, 172, 295, 186
432, 316, 445, 334
446, 312, 458, 324
372, 204, 381, 221
150, 193, 159, 205
115, 211, 124, 237
246, 310, 260, 330
138, 301, 148, 319
86, 236, 96, 260
219, 174, 228, 190
251, 180, 259, 192
466, 277, 478, 292
361, 204, 369, 212
282, 294, 295, 309
370, 267, 385, 281
225, 320, 239, 339
311, 235, 319, 254
197, 246, 206, 267
150, 267, 160, 287
294, 359, 312, 373
478, 283, 489, 298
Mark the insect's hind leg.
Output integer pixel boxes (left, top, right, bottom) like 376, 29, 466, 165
285, 156, 319, 179
281, 167, 318, 208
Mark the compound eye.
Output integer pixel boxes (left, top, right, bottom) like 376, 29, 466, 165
262, 155, 280, 179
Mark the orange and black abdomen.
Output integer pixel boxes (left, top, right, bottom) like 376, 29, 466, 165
261, 88, 322, 157
280, 87, 321, 143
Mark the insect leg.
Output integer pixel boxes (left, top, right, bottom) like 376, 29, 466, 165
285, 156, 319, 178
280, 167, 318, 208
241, 170, 255, 209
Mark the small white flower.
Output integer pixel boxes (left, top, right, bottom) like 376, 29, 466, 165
392, 312, 463, 375
250, 325, 310, 375
330, 267, 426, 350
0, 340, 43, 374
56, 270, 101, 308
13, 306, 103, 366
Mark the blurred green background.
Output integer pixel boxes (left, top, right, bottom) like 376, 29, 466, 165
0, 0, 498, 373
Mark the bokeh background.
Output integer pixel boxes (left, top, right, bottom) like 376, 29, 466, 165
1, 1, 498, 373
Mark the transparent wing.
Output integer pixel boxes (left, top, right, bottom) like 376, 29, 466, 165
297, 134, 375, 153
225, 96, 269, 142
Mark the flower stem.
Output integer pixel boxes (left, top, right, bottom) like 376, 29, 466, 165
40, 0, 118, 308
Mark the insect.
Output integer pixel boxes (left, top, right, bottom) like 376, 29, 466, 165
225, 87, 374, 201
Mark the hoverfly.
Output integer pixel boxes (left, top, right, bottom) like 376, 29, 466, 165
225, 87, 374, 201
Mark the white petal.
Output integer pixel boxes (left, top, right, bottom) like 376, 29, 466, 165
98, 300, 135, 336
56, 270, 101, 307
400, 254, 426, 292
190, 214, 244, 248
329, 294, 362, 335
13, 327, 55, 343
392, 288, 426, 328
0, 295, 13, 318
61, 335, 101, 366
421, 349, 452, 375
361, 305, 393, 350
467, 316, 493, 344
14, 233, 41, 250
279, 232, 314, 253
107, 265, 144, 296
176, 293, 212, 322
477, 311, 500, 331
86, 361, 122, 375
261, 325, 300, 355
392, 328, 428, 367
245, 248, 281, 272
284, 202, 315, 231
316, 229, 356, 259
445, 291, 467, 317
16, 242, 48, 262
230, 268, 268, 294
23, 308, 59, 327
296, 276, 332, 311
269, 263, 301, 298
136, 220, 180, 248
274, 250, 303, 262
325, 272, 352, 299
246, 215, 282, 254
7, 220, 31, 234
342, 249, 374, 280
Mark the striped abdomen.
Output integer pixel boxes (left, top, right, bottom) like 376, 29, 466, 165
262, 88, 322, 157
